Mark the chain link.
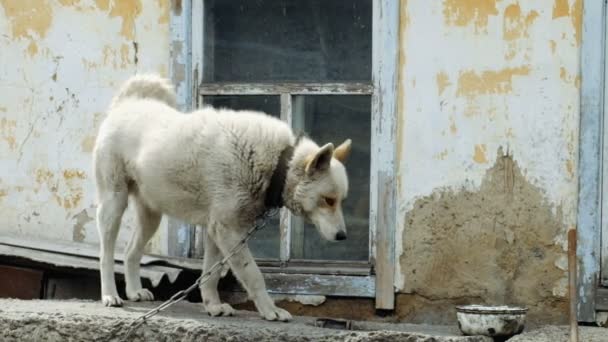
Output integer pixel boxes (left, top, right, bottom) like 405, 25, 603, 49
118, 208, 280, 341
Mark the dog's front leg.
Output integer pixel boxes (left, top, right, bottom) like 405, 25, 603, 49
207, 222, 292, 322
199, 228, 236, 317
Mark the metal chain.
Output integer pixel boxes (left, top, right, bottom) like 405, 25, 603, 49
118, 208, 280, 342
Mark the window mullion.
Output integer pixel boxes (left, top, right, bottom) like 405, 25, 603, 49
280, 93, 293, 263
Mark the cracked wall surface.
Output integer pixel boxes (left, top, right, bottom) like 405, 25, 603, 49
0, 0, 170, 253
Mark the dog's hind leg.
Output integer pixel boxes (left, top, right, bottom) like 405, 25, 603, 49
97, 189, 128, 307
124, 197, 161, 301
199, 229, 236, 317
207, 222, 292, 322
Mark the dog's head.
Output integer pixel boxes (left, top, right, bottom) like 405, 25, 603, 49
288, 138, 352, 241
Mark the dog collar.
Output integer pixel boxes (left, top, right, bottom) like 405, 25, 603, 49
264, 145, 294, 209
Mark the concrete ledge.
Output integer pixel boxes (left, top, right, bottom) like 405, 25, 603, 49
507, 325, 608, 342
0, 299, 492, 341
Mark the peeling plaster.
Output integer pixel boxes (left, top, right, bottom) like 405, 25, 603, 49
400, 149, 568, 322
0, 0, 170, 251
0, 0, 53, 40
456, 67, 530, 97
396, 1, 581, 300
443, 0, 498, 33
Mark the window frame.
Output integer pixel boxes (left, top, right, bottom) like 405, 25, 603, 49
169, 0, 398, 309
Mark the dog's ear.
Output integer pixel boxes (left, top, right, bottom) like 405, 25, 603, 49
306, 143, 334, 175
333, 139, 352, 163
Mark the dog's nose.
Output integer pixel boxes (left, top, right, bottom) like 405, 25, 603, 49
336, 231, 347, 241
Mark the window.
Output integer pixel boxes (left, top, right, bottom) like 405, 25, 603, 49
181, 0, 398, 308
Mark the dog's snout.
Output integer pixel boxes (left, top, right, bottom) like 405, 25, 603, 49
336, 231, 347, 241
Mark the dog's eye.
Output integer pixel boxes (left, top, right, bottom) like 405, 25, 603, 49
324, 197, 336, 207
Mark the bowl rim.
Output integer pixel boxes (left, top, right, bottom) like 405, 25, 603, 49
455, 304, 528, 315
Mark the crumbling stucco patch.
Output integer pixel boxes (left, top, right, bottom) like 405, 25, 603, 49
399, 147, 567, 323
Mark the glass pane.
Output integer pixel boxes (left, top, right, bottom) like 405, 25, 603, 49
203, 95, 281, 259
204, 95, 280, 117
291, 96, 371, 261
203, 0, 372, 82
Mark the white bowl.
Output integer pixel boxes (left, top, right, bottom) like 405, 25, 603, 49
456, 305, 528, 337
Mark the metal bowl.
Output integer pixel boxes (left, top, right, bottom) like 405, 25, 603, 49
456, 305, 528, 337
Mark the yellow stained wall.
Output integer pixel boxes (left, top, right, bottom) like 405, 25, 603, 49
0, 0, 170, 254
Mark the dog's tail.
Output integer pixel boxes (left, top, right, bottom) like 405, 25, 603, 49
110, 74, 177, 108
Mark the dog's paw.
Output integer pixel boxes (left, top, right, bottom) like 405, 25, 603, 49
259, 306, 292, 322
205, 303, 236, 317
102, 295, 123, 307
126, 288, 154, 302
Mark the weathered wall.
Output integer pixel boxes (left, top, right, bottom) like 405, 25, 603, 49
0, 0, 170, 253
0, 0, 584, 325
395, 0, 581, 322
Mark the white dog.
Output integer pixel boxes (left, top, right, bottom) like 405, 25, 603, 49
93, 74, 351, 321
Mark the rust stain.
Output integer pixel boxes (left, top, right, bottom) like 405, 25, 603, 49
552, 0, 570, 19
550, 40, 557, 54
443, 0, 498, 32
503, 4, 538, 41
157, 0, 170, 24
473, 144, 488, 164
0, 117, 17, 150
436, 72, 451, 96
0, 188, 7, 202
456, 67, 530, 97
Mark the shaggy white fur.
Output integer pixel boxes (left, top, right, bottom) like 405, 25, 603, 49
93, 74, 352, 321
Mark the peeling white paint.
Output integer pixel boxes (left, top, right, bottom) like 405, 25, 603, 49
0, 0, 170, 254
395, 0, 581, 290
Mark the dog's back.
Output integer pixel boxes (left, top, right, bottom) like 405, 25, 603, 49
93, 74, 294, 224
